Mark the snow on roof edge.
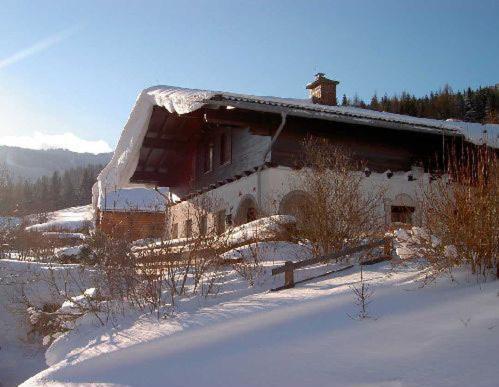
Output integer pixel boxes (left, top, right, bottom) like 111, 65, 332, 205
94, 86, 216, 211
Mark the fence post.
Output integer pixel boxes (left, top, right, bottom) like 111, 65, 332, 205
284, 261, 295, 288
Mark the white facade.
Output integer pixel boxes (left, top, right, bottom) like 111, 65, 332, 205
166, 165, 429, 239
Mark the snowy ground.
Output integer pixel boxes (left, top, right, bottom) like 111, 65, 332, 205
25, 205, 93, 232
0, 281, 45, 387
16, 257, 499, 387
0, 259, 98, 387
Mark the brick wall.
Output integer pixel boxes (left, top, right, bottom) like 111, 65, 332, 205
99, 211, 166, 241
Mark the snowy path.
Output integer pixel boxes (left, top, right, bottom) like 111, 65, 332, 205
22, 263, 499, 387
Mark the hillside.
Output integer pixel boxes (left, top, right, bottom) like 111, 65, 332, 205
0, 146, 112, 181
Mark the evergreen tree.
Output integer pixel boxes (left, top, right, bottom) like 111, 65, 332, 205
351, 84, 498, 123
62, 170, 75, 208
50, 171, 62, 211
370, 93, 381, 111
464, 88, 477, 122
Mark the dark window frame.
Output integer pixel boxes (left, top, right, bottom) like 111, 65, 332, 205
200, 214, 208, 236
215, 210, 226, 235
391, 206, 415, 224
203, 141, 214, 174
184, 219, 193, 238
171, 223, 179, 239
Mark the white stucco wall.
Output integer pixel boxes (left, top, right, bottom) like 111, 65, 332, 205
166, 166, 431, 239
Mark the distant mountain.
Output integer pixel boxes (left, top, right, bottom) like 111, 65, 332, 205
0, 146, 113, 181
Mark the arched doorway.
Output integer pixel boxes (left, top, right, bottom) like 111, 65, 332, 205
234, 194, 258, 226
278, 190, 311, 228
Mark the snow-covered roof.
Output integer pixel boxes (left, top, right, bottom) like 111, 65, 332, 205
98, 187, 168, 212
95, 85, 498, 205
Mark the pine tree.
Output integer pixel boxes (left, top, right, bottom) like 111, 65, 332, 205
62, 171, 75, 208
370, 93, 381, 111
464, 88, 477, 122
50, 171, 62, 210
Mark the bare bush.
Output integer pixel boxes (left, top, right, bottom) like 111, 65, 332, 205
131, 194, 232, 316
231, 242, 265, 286
2, 228, 57, 261
287, 136, 385, 258
417, 145, 498, 279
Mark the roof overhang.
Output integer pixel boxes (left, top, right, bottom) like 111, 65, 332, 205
203, 95, 462, 138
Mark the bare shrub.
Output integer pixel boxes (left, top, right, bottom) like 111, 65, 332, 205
231, 242, 265, 286
86, 229, 142, 311
288, 136, 385, 258
4, 228, 57, 261
132, 194, 231, 316
418, 144, 498, 279
348, 264, 374, 320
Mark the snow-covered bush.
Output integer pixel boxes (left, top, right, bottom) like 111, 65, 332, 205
26, 287, 107, 346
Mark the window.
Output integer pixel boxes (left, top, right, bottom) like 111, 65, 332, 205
184, 219, 193, 238
171, 223, 178, 239
203, 142, 214, 173
199, 215, 208, 236
391, 206, 415, 224
220, 129, 232, 165
215, 210, 226, 235
246, 207, 257, 223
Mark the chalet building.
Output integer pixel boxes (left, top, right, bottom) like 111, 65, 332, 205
94, 74, 497, 240
95, 187, 168, 240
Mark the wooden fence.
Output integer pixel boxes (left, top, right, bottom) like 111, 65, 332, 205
271, 238, 392, 291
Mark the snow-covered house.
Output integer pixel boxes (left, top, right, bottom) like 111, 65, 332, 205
94, 74, 498, 240
95, 187, 168, 240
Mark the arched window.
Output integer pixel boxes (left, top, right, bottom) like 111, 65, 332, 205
235, 194, 258, 226
279, 190, 312, 228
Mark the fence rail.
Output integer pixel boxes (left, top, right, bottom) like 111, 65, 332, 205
271, 238, 391, 290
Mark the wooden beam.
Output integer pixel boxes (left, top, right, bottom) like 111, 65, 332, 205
142, 137, 189, 149
203, 109, 279, 133
131, 171, 168, 182
153, 120, 189, 173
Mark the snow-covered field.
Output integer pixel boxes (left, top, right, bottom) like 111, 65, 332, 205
25, 205, 93, 233
10, 256, 498, 387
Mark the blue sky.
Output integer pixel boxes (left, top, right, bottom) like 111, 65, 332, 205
0, 0, 497, 153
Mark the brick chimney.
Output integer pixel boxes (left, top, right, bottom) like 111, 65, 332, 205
306, 73, 339, 106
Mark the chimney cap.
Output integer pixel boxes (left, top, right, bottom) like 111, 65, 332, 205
306, 72, 339, 89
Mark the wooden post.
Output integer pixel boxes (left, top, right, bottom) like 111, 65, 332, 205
284, 261, 295, 288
